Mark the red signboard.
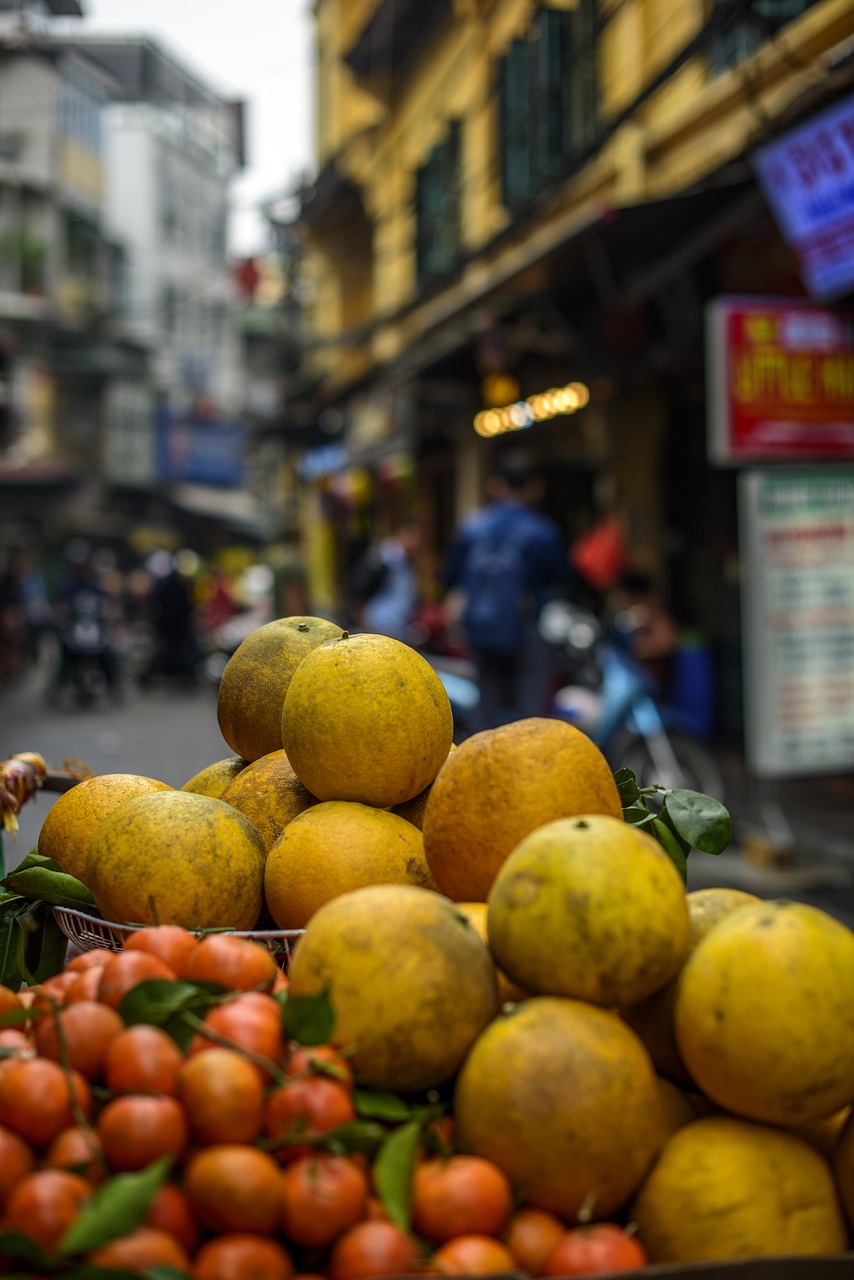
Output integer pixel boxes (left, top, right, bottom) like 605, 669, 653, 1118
706, 296, 854, 465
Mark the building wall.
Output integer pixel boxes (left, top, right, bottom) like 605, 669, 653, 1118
306, 0, 853, 390
103, 103, 242, 416
0, 55, 58, 188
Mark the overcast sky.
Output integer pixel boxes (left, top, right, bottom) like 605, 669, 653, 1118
59, 0, 316, 256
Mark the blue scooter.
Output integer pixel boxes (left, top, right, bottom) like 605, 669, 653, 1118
538, 599, 725, 799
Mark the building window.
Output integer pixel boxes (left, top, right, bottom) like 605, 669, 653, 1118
498, 2, 597, 210
63, 210, 99, 278
59, 72, 103, 153
158, 147, 180, 240
162, 284, 177, 333
709, 0, 822, 74
415, 121, 461, 286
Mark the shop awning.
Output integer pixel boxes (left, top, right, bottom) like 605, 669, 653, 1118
167, 483, 268, 538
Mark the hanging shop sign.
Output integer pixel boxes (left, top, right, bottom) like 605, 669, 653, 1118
155, 407, 248, 487
739, 467, 854, 778
706, 296, 854, 465
752, 91, 854, 302
474, 381, 589, 437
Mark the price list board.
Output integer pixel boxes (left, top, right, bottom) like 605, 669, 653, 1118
739, 469, 854, 777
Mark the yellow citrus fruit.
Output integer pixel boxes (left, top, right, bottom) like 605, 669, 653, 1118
37, 773, 173, 880
832, 1108, 854, 1231
453, 996, 663, 1221
84, 791, 266, 931
264, 800, 438, 930
456, 902, 527, 1006
422, 718, 622, 902
287, 884, 498, 1092
486, 815, 690, 1008
798, 1105, 851, 1160
390, 747, 453, 830
281, 632, 453, 808
217, 616, 344, 762
622, 887, 761, 1086
181, 756, 247, 798
219, 749, 317, 854
632, 1115, 848, 1262
674, 900, 854, 1126
655, 1076, 701, 1143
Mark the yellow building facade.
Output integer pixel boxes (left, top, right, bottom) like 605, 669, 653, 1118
293, 0, 854, 728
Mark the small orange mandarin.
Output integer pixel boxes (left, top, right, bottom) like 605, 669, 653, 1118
431, 1235, 517, 1275
183, 933, 277, 992
193, 1233, 295, 1280
327, 1220, 422, 1280
0, 1058, 92, 1149
97, 950, 177, 1011
263, 1076, 356, 1163
176, 1047, 265, 1145
125, 924, 200, 976
3, 1169, 90, 1252
87, 1226, 192, 1273
104, 1022, 184, 1095
33, 999, 125, 1082
96, 1093, 190, 1172
280, 1153, 370, 1248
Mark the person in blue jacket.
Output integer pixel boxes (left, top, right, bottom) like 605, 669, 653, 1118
444, 449, 569, 732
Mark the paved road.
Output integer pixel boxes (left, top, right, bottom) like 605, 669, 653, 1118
2, 659, 853, 928
1, 665, 228, 866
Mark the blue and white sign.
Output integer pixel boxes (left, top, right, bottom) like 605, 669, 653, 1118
753, 93, 854, 302
156, 409, 248, 487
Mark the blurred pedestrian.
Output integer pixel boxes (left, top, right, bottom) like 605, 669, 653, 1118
139, 555, 200, 688
607, 568, 680, 694
0, 546, 27, 686
49, 540, 121, 700
444, 450, 568, 731
347, 521, 424, 643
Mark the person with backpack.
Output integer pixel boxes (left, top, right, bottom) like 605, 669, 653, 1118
444, 450, 569, 732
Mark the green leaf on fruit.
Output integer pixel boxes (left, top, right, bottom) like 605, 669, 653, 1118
119, 978, 209, 1024
614, 768, 641, 804
373, 1116, 423, 1230
59, 1156, 172, 1256
0, 896, 68, 990
651, 816, 689, 882
0, 864, 97, 910
313, 1121, 386, 1162
118, 978, 231, 1054
354, 1089, 417, 1121
0, 1230, 51, 1267
0, 1004, 32, 1028
621, 803, 654, 828
282, 987, 335, 1045
664, 789, 731, 855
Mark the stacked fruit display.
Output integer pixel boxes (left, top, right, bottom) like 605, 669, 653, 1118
0, 615, 852, 1277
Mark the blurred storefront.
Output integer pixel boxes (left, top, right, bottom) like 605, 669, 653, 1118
285, 0, 854, 744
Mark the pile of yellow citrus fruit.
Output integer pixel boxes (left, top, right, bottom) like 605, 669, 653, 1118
11, 613, 854, 1275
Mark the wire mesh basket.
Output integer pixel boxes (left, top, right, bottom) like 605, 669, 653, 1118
52, 905, 303, 970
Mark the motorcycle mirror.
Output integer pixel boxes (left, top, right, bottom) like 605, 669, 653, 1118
539, 600, 600, 651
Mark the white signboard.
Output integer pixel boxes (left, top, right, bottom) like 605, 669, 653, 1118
753, 92, 854, 301
739, 468, 854, 777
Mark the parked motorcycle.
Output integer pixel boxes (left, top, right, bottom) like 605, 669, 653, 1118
538, 599, 725, 800
47, 586, 121, 707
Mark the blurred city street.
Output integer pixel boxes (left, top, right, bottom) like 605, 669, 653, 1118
2, 658, 853, 927
1, 663, 228, 868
